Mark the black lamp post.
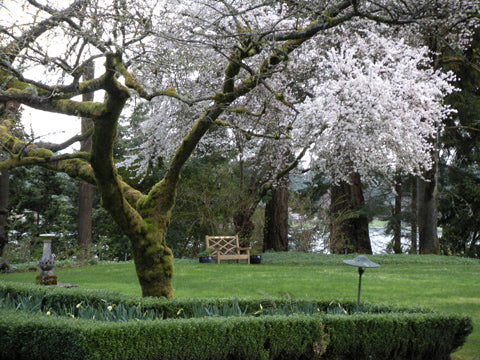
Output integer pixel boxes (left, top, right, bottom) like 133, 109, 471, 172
343, 255, 380, 312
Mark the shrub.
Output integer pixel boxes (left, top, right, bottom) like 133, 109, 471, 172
0, 309, 328, 360
0, 281, 473, 360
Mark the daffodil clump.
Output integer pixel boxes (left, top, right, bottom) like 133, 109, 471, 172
0, 292, 158, 322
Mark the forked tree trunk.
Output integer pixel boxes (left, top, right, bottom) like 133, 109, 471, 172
330, 173, 372, 254
263, 179, 289, 252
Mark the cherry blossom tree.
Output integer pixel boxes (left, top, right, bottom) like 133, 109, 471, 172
291, 24, 459, 253
0, 0, 477, 297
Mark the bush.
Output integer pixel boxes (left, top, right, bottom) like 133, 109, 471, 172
0, 309, 328, 360
0, 282, 473, 360
322, 312, 473, 360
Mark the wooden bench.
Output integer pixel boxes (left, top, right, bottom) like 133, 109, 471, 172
205, 235, 251, 264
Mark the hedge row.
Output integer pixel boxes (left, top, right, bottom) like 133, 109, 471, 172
0, 282, 473, 360
0, 309, 328, 360
323, 312, 473, 360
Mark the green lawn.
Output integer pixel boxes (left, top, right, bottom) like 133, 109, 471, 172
1, 253, 479, 359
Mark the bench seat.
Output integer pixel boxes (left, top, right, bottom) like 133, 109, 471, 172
206, 235, 251, 264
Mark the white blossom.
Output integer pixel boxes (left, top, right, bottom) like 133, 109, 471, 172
294, 24, 457, 183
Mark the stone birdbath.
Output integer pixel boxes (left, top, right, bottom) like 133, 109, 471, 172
36, 233, 58, 285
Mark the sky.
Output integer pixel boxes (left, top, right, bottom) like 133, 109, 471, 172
3, 1, 93, 152
22, 107, 81, 151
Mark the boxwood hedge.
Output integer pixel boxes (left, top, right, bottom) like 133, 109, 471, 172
0, 281, 473, 360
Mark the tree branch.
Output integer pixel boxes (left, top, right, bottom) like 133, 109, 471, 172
36, 127, 94, 152
214, 118, 290, 140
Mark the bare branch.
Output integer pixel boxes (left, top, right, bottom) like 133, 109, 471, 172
36, 127, 94, 152
214, 118, 290, 141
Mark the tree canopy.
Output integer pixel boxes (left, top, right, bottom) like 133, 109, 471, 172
0, 0, 477, 297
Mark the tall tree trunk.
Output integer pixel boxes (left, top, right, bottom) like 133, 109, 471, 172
0, 170, 8, 256
263, 178, 289, 252
330, 172, 372, 254
410, 178, 418, 254
393, 177, 402, 254
232, 148, 258, 246
0, 100, 19, 256
78, 61, 95, 254
417, 173, 439, 254
417, 134, 440, 254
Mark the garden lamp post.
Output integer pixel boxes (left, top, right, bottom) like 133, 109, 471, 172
343, 255, 380, 312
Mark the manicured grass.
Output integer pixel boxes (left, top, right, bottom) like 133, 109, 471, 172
1, 253, 479, 359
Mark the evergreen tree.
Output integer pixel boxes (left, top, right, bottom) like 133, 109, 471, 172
439, 29, 480, 257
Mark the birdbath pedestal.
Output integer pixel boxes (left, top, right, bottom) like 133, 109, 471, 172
36, 234, 58, 285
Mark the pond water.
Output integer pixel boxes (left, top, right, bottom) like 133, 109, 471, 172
309, 226, 439, 254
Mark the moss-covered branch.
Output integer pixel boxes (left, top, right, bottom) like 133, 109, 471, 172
114, 61, 198, 105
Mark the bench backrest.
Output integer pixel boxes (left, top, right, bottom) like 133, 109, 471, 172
206, 235, 240, 256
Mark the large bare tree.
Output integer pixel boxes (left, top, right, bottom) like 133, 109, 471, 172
0, 0, 475, 297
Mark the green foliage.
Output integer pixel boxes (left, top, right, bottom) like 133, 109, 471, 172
8, 167, 79, 260
0, 281, 473, 360
0, 310, 88, 360
91, 207, 131, 261
260, 251, 480, 266
438, 165, 480, 258
439, 28, 480, 259
0, 281, 445, 320
6, 166, 131, 263
323, 312, 472, 360
167, 152, 243, 257
1, 254, 479, 358
0, 308, 329, 360
0, 290, 158, 322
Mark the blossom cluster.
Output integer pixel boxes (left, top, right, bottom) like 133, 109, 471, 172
293, 24, 458, 183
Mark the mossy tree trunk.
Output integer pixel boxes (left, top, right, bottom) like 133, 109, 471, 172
0, 170, 8, 256
78, 61, 95, 255
0, 45, 269, 297
0, 100, 20, 256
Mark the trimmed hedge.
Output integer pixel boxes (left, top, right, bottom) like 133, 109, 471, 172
0, 310, 327, 360
0, 281, 473, 360
323, 312, 473, 360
